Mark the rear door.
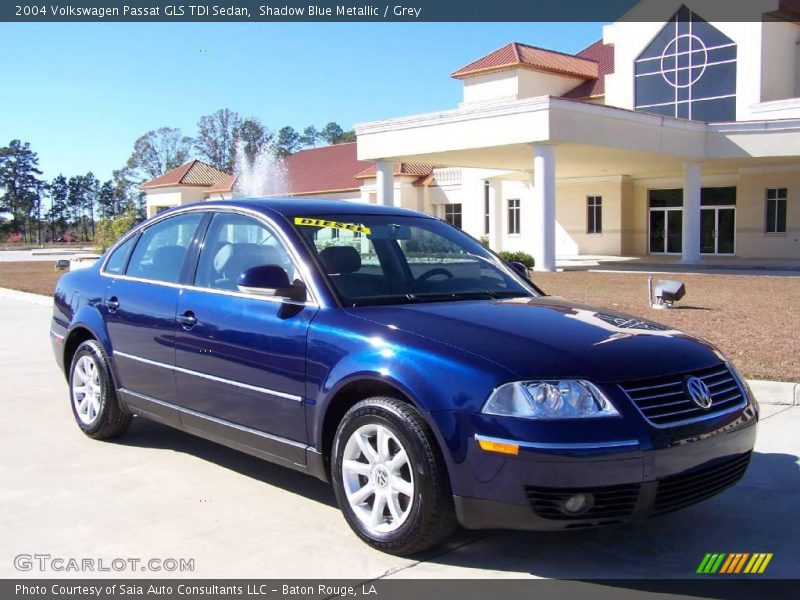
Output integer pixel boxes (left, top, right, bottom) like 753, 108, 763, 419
103, 211, 206, 406
173, 210, 316, 443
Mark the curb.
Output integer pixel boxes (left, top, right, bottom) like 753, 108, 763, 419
0, 287, 53, 307
746, 379, 800, 406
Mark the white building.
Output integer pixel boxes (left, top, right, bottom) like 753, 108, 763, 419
144, 0, 800, 269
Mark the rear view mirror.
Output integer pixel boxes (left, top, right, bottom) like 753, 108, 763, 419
237, 265, 306, 302
508, 261, 531, 281
368, 224, 413, 240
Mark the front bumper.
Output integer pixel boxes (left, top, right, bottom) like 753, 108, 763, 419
436, 401, 758, 531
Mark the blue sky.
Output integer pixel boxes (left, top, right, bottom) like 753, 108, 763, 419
0, 22, 603, 182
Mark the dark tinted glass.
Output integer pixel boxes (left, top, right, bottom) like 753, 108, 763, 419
649, 189, 683, 208
104, 235, 136, 275
126, 212, 204, 283
701, 187, 736, 206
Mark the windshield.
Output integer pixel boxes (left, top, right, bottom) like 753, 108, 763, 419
293, 214, 537, 307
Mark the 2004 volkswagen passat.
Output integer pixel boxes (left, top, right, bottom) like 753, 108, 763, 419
51, 199, 757, 555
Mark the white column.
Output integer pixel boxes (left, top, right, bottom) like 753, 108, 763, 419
375, 160, 394, 206
681, 161, 702, 264
532, 144, 556, 272
490, 180, 503, 251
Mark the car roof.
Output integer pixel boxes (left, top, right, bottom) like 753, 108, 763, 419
193, 197, 432, 220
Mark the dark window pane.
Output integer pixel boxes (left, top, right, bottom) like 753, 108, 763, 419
635, 75, 675, 107
692, 61, 736, 100
677, 102, 690, 119
126, 212, 204, 283
667, 210, 683, 253
638, 19, 677, 59
767, 188, 777, 200
766, 200, 776, 233
636, 59, 662, 75
649, 189, 683, 208
691, 96, 736, 122
707, 45, 736, 63
650, 210, 666, 253
105, 235, 136, 275
692, 16, 735, 49
701, 186, 736, 206
596, 206, 602, 233
777, 199, 787, 233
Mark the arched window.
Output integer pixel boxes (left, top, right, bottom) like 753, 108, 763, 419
634, 5, 736, 122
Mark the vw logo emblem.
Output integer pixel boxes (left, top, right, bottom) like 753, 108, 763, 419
374, 466, 389, 488
685, 376, 712, 409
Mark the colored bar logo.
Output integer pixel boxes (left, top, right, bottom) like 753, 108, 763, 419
697, 553, 773, 574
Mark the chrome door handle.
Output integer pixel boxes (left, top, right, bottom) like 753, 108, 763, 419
176, 312, 197, 328
104, 297, 119, 312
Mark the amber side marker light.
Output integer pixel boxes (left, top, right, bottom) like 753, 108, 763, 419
477, 438, 519, 456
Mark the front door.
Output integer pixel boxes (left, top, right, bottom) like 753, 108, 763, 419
649, 208, 683, 254
173, 211, 315, 444
701, 207, 736, 255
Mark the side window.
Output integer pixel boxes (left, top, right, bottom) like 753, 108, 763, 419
126, 212, 204, 283
195, 212, 296, 291
104, 235, 137, 275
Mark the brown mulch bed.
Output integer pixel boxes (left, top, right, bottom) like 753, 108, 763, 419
0, 261, 62, 296
0, 262, 796, 381
533, 271, 800, 382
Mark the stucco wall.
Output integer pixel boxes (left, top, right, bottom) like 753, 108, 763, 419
736, 170, 800, 258
555, 180, 625, 256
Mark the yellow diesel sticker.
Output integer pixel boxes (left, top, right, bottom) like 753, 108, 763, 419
294, 217, 371, 235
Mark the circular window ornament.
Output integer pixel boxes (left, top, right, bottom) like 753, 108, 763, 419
660, 33, 708, 89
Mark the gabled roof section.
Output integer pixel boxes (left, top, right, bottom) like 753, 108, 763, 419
282, 142, 373, 195
562, 40, 615, 99
205, 174, 237, 194
140, 160, 230, 190
452, 42, 599, 80
354, 162, 435, 183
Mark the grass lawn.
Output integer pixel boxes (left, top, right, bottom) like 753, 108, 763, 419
0, 261, 796, 381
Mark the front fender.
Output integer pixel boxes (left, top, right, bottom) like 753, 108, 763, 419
305, 309, 514, 456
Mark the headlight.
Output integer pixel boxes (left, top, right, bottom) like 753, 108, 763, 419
482, 380, 620, 419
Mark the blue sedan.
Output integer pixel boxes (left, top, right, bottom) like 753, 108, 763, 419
51, 199, 758, 555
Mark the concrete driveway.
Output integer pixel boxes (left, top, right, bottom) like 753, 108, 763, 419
0, 291, 797, 579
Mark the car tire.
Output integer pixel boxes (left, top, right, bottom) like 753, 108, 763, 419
69, 340, 131, 440
331, 396, 457, 556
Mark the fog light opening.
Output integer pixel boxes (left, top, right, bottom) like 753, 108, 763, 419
561, 493, 594, 515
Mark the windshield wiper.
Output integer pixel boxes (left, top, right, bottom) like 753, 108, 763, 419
406, 290, 529, 303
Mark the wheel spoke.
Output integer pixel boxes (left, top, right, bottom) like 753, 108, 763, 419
348, 481, 375, 505
377, 427, 391, 462
370, 491, 387, 527
77, 394, 89, 414
392, 476, 413, 498
388, 449, 408, 473
355, 432, 377, 464
386, 491, 403, 522
342, 459, 372, 476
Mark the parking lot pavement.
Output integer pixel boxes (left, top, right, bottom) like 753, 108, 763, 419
1, 293, 797, 580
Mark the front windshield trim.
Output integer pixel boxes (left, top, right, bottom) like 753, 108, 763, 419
290, 213, 540, 308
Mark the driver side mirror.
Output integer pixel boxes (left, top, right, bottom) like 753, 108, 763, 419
237, 265, 307, 302
508, 260, 531, 281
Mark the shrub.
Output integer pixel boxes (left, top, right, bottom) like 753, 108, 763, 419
94, 210, 141, 253
498, 250, 535, 268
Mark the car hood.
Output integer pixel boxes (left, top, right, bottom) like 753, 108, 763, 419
345, 296, 723, 384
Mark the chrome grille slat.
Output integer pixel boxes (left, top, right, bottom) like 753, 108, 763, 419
619, 364, 747, 427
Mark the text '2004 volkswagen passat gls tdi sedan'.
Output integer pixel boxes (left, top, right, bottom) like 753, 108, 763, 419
51, 199, 757, 555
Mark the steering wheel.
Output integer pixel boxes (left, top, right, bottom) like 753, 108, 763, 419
415, 267, 455, 287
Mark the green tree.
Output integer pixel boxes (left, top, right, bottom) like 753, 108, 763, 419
94, 209, 140, 252
48, 175, 69, 241
275, 126, 301, 157
319, 122, 344, 145
127, 127, 193, 182
300, 126, 319, 148
195, 108, 242, 172
237, 118, 272, 165
97, 180, 116, 219
0, 140, 44, 241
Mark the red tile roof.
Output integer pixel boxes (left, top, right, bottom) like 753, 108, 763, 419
280, 142, 373, 195
354, 162, 434, 180
205, 174, 236, 194
452, 42, 599, 80
562, 40, 615, 99
139, 160, 230, 189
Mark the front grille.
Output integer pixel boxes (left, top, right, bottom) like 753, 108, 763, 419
524, 483, 640, 521
654, 452, 751, 514
620, 363, 746, 427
